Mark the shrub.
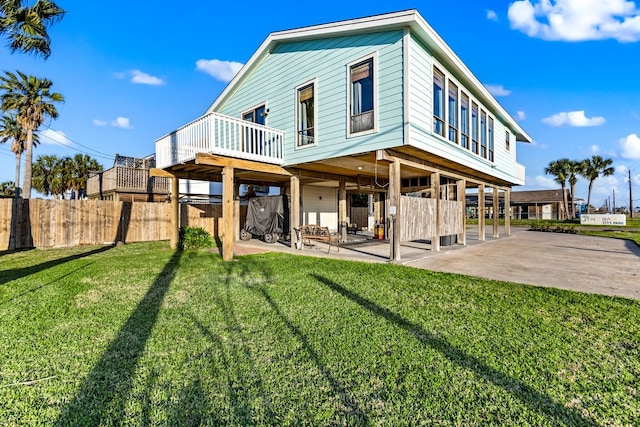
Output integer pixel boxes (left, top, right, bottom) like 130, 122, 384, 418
178, 226, 214, 250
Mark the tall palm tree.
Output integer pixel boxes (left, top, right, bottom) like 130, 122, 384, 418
566, 159, 584, 220
0, 112, 38, 197
0, 0, 65, 58
544, 158, 570, 220
580, 155, 615, 214
0, 70, 63, 199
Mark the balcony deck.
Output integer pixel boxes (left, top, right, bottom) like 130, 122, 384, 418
155, 112, 285, 169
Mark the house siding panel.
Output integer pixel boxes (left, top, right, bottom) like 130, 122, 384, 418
217, 30, 405, 166
407, 33, 521, 185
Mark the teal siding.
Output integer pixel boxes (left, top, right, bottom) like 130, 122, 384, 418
407, 33, 520, 184
216, 31, 405, 166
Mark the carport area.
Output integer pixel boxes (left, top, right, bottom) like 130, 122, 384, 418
235, 227, 640, 300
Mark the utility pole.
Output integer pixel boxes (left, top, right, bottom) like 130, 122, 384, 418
630, 169, 634, 219
613, 189, 616, 213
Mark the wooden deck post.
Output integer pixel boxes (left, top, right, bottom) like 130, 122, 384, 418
457, 179, 466, 246
290, 175, 300, 249
493, 186, 499, 238
431, 171, 440, 251
170, 176, 179, 249
389, 159, 401, 260
233, 182, 241, 241
222, 166, 234, 261
339, 181, 347, 243
478, 184, 485, 241
505, 188, 511, 236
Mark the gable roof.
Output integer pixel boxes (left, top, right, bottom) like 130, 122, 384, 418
207, 9, 531, 143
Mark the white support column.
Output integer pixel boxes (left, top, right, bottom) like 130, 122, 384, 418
290, 175, 300, 249
339, 181, 347, 243
389, 159, 401, 261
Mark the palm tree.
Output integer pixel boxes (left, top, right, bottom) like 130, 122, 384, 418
0, 0, 65, 58
0, 180, 15, 197
68, 153, 102, 199
0, 112, 38, 197
565, 160, 584, 220
0, 70, 63, 198
32, 153, 63, 197
580, 155, 615, 214
544, 158, 570, 220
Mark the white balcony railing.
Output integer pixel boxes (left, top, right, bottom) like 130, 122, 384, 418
155, 112, 285, 169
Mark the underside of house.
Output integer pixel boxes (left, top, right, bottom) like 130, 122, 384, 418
152, 10, 530, 261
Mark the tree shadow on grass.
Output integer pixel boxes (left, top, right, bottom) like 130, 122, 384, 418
0, 245, 113, 285
252, 285, 370, 425
54, 250, 183, 426
311, 273, 597, 426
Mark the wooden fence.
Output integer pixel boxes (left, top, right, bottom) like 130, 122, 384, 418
399, 196, 463, 242
0, 199, 247, 250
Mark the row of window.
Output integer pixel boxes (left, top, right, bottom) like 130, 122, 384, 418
434, 66, 508, 162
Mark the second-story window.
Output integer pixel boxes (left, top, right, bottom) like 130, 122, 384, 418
505, 130, 511, 151
297, 82, 315, 147
447, 80, 458, 144
433, 67, 445, 137
488, 117, 494, 162
460, 92, 469, 149
471, 101, 479, 154
242, 104, 266, 154
350, 58, 374, 134
480, 109, 487, 159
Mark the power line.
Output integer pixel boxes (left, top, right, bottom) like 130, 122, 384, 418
40, 124, 116, 161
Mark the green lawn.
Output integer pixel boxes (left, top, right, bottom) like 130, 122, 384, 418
1, 242, 638, 426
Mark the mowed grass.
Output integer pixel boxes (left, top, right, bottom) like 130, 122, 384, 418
0, 242, 638, 426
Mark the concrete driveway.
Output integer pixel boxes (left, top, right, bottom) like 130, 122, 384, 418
235, 228, 640, 300
406, 229, 640, 300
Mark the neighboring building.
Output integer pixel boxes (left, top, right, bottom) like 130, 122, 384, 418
466, 189, 578, 220
153, 10, 531, 260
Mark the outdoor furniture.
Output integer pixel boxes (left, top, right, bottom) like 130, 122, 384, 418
296, 225, 339, 253
347, 223, 360, 234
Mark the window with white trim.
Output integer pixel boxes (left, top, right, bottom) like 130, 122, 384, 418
505, 130, 511, 151
460, 92, 469, 149
471, 101, 479, 154
480, 109, 487, 159
433, 67, 445, 137
447, 80, 458, 144
349, 57, 374, 134
296, 82, 315, 147
488, 117, 494, 162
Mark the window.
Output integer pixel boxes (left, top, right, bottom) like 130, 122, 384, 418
297, 82, 315, 147
480, 110, 487, 159
242, 104, 266, 154
447, 80, 458, 144
488, 117, 494, 162
471, 102, 479, 154
460, 92, 469, 149
505, 130, 511, 151
350, 57, 374, 134
433, 67, 445, 137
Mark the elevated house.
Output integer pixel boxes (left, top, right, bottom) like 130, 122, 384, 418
153, 10, 531, 261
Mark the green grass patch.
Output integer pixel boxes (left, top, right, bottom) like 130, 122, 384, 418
577, 230, 640, 247
1, 242, 638, 425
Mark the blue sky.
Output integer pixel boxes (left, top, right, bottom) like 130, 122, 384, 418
1, 0, 639, 209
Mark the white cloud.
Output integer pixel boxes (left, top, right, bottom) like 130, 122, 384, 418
541, 110, 606, 127
39, 129, 73, 146
516, 110, 527, 120
508, 0, 640, 42
590, 144, 600, 154
196, 59, 243, 82
620, 133, 640, 159
111, 117, 133, 129
114, 70, 165, 86
485, 84, 511, 96
487, 9, 498, 21
535, 175, 558, 188
93, 117, 133, 129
